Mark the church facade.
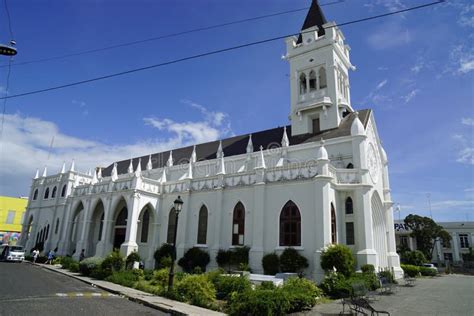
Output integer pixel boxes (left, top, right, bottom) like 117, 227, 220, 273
20, 1, 402, 281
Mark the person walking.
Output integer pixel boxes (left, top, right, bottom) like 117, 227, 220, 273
46, 250, 54, 264
79, 249, 85, 262
32, 249, 39, 263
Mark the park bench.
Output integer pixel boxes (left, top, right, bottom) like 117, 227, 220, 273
351, 282, 378, 302
348, 298, 391, 316
379, 277, 396, 294
404, 274, 416, 287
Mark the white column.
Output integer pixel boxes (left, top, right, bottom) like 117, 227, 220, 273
385, 202, 402, 278
95, 196, 112, 257
210, 185, 224, 269
355, 187, 377, 268
249, 182, 265, 274
73, 199, 92, 260
452, 232, 460, 262
120, 192, 140, 256
176, 191, 190, 260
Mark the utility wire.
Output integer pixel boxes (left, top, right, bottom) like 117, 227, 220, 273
3, 0, 13, 40
0, 0, 444, 101
0, 0, 344, 68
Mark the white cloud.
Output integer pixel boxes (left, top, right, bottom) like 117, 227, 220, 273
402, 89, 419, 103
367, 22, 412, 50
364, 0, 406, 12
72, 99, 88, 116
431, 199, 474, 210
462, 118, 474, 126
376, 79, 388, 90
448, 44, 474, 75
0, 101, 233, 196
447, 1, 474, 28
377, 66, 388, 71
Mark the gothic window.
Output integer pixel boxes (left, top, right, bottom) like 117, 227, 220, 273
45, 224, 50, 241
345, 197, 353, 215
299, 73, 307, 94
346, 163, 354, 169
98, 213, 104, 241
309, 70, 317, 91
167, 208, 177, 244
197, 205, 208, 245
319, 67, 327, 89
331, 203, 337, 244
232, 202, 245, 246
33, 189, 38, 200
279, 201, 301, 247
345, 222, 354, 245
140, 208, 150, 243
116, 207, 127, 226
460, 234, 469, 248
51, 186, 57, 198
55, 218, 60, 235
44, 188, 50, 199
61, 184, 67, 197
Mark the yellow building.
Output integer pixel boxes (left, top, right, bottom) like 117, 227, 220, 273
0, 196, 28, 245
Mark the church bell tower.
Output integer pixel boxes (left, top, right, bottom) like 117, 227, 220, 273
285, 0, 354, 136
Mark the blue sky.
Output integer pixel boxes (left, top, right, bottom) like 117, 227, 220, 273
0, 0, 472, 222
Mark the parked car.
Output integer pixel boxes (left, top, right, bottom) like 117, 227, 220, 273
0, 245, 25, 262
422, 263, 438, 272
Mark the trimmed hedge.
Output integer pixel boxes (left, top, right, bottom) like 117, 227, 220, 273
262, 253, 280, 275
361, 264, 375, 273
401, 264, 420, 277
280, 248, 309, 273
419, 266, 437, 276
320, 244, 355, 277
79, 257, 104, 276
101, 251, 124, 277
154, 243, 174, 269
125, 251, 141, 269
178, 247, 210, 273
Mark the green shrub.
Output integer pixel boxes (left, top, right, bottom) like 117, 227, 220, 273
320, 244, 355, 277
60, 256, 75, 269
36, 255, 48, 264
143, 269, 154, 281
282, 277, 321, 312
125, 251, 141, 269
105, 270, 140, 288
402, 250, 427, 266
216, 249, 232, 269
262, 253, 280, 275
174, 274, 216, 309
205, 268, 224, 285
214, 275, 252, 300
135, 281, 163, 295
151, 268, 170, 287
361, 264, 375, 273
101, 251, 124, 277
348, 272, 380, 291
378, 269, 395, 283
79, 257, 104, 277
258, 281, 276, 290
227, 288, 290, 316
177, 247, 210, 273
401, 264, 420, 277
69, 262, 80, 272
319, 272, 352, 298
232, 246, 250, 266
154, 243, 174, 269
280, 248, 309, 273
419, 266, 437, 276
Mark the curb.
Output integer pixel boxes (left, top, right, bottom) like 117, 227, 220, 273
30, 262, 224, 316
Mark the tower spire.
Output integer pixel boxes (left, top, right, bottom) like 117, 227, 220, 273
297, 0, 327, 43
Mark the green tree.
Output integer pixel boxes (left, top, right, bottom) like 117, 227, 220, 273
404, 214, 451, 260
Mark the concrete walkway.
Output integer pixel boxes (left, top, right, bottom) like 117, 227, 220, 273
303, 274, 474, 316
35, 263, 225, 316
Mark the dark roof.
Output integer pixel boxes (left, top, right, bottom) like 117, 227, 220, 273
101, 110, 370, 177
297, 0, 328, 44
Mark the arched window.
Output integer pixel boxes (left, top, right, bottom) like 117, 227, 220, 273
232, 202, 245, 246
44, 188, 50, 199
51, 186, 57, 198
140, 209, 150, 243
61, 184, 67, 197
36, 232, 39, 244
197, 205, 208, 245
98, 213, 104, 241
318, 67, 327, 89
167, 208, 177, 244
331, 203, 337, 244
309, 70, 317, 91
45, 224, 50, 241
116, 207, 127, 226
279, 201, 301, 246
299, 73, 307, 94
346, 163, 354, 169
55, 218, 60, 234
33, 189, 38, 200
345, 197, 353, 215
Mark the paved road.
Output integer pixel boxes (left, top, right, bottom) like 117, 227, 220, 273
307, 274, 474, 316
0, 262, 168, 316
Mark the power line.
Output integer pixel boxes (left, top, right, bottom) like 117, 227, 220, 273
0, 0, 344, 68
0, 0, 444, 101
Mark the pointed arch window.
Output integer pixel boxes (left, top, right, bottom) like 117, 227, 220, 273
232, 202, 245, 246
55, 218, 60, 234
309, 70, 317, 91
279, 201, 301, 246
51, 186, 57, 198
44, 188, 50, 199
61, 184, 67, 197
346, 163, 354, 169
331, 203, 337, 244
167, 208, 177, 244
98, 213, 104, 241
33, 189, 38, 200
318, 67, 327, 89
197, 205, 208, 245
140, 208, 150, 243
45, 224, 50, 241
345, 197, 353, 215
299, 73, 307, 94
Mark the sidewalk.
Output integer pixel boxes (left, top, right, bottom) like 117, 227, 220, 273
35, 263, 225, 316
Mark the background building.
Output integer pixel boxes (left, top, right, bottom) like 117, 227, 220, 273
394, 220, 474, 265
0, 196, 28, 245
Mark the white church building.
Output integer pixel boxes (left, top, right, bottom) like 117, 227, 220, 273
20, 1, 402, 281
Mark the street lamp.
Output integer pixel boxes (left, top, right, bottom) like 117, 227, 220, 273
168, 195, 183, 292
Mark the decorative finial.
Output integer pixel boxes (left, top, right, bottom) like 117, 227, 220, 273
70, 159, 75, 172
217, 140, 223, 158
160, 167, 167, 184
246, 134, 254, 153
135, 158, 142, 177
256, 146, 266, 169
167, 150, 174, 167
60, 162, 66, 174
127, 159, 134, 174
190, 145, 197, 163
97, 167, 102, 179
34, 169, 39, 179
42, 166, 48, 177
146, 154, 153, 171
111, 162, 118, 181
282, 126, 290, 147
